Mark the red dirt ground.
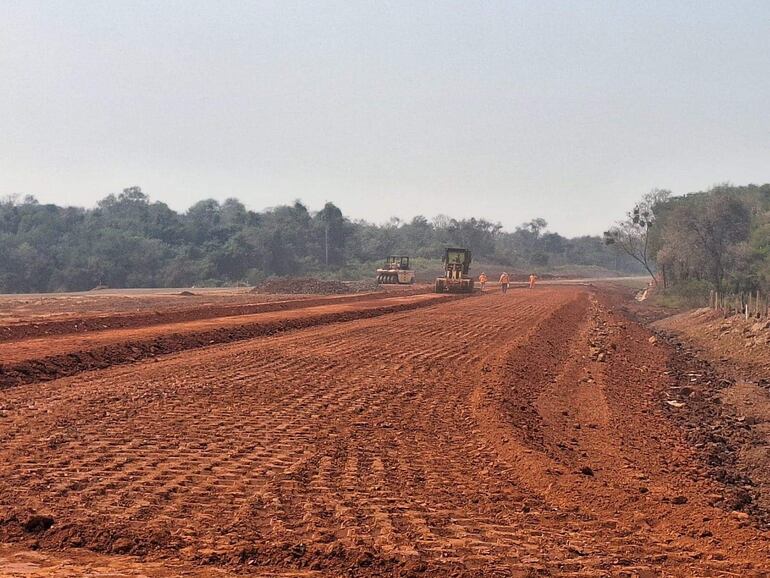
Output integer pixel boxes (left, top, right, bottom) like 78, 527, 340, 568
0, 292, 451, 388
653, 307, 770, 377
0, 287, 430, 342
1, 286, 768, 577
0, 289, 283, 323
653, 308, 770, 527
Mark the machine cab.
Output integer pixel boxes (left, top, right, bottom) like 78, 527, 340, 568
385, 255, 411, 270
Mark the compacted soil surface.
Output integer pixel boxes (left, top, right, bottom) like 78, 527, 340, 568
0, 287, 430, 343
0, 286, 768, 577
0, 289, 280, 325
0, 292, 445, 388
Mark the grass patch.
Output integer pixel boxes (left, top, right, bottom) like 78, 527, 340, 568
649, 280, 711, 310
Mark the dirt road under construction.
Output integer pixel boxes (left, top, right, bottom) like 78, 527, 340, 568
1, 286, 768, 577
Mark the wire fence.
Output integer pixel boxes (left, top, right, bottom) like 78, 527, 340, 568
710, 290, 769, 319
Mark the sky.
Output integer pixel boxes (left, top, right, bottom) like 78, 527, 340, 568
2, 1, 769, 237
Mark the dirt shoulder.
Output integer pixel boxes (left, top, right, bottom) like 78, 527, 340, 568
654, 307, 770, 378
650, 308, 770, 523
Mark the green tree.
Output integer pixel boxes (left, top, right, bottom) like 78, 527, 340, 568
316, 202, 346, 266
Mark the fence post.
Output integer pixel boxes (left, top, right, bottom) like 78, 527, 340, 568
756, 290, 761, 317
748, 292, 752, 319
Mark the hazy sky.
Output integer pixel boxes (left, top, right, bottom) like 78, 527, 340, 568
2, 1, 769, 236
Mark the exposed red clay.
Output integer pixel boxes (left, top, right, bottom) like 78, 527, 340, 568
0, 287, 768, 577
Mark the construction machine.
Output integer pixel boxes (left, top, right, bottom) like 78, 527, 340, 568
376, 255, 416, 285
435, 248, 474, 293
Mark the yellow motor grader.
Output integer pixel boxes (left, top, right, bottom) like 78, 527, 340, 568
435, 248, 474, 293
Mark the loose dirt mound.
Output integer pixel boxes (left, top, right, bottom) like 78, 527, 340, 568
654, 308, 770, 376
251, 277, 353, 295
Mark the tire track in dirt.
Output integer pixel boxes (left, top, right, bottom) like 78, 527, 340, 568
0, 293, 562, 576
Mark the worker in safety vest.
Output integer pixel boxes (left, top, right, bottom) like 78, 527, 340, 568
529, 273, 538, 289
479, 272, 488, 291
499, 272, 510, 294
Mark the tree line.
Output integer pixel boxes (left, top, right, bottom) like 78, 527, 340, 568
0, 187, 641, 293
605, 183, 770, 298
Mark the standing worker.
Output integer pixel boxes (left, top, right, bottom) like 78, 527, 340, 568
499, 271, 510, 294
479, 272, 488, 291
528, 273, 538, 289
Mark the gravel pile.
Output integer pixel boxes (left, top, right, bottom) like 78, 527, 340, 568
344, 279, 382, 293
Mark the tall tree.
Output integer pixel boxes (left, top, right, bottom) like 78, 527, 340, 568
604, 189, 670, 284
678, 192, 751, 291
316, 202, 345, 266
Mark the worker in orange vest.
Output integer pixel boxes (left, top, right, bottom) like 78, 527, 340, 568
499, 271, 510, 294
529, 273, 538, 289
479, 272, 488, 291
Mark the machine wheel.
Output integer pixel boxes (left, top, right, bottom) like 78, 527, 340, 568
435, 279, 444, 293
